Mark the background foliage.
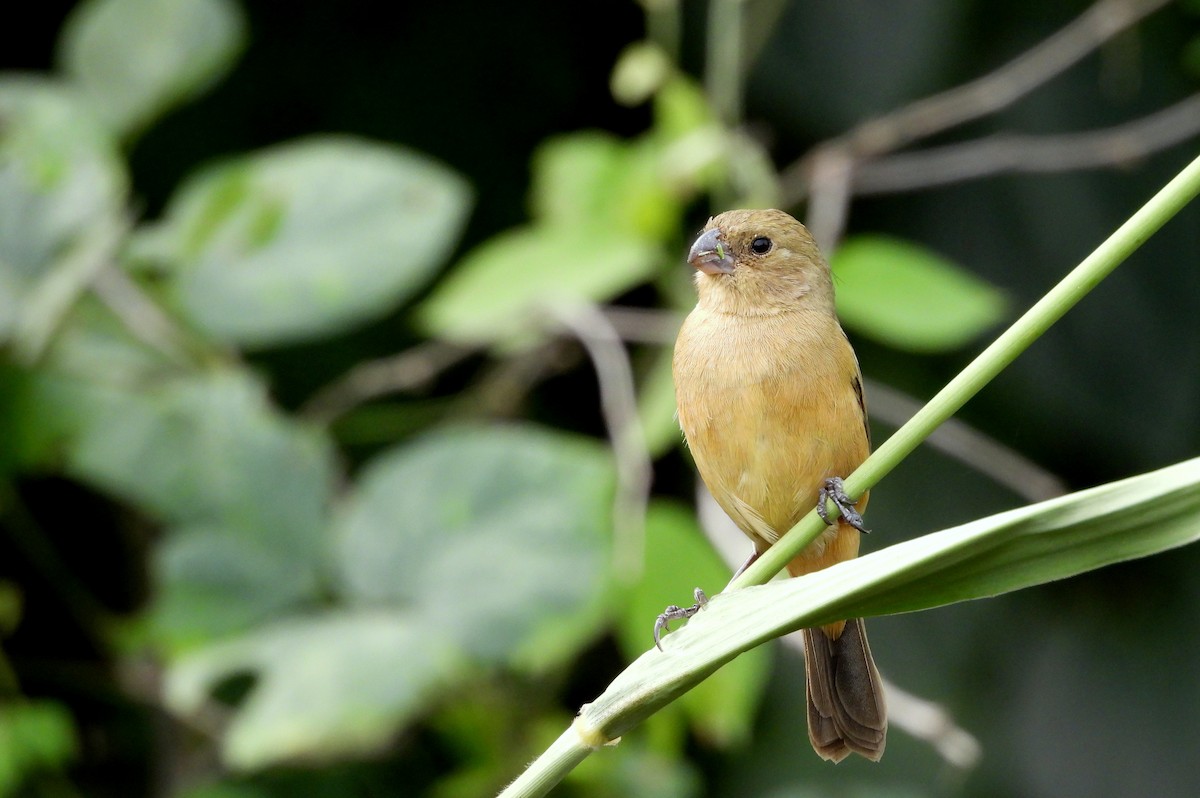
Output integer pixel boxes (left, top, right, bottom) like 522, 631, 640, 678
1, 1, 1198, 796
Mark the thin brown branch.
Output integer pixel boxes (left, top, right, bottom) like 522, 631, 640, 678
92, 266, 195, 367
600, 305, 683, 344
803, 147, 856, 252
865, 379, 1066, 502
851, 92, 1200, 195
300, 339, 477, 423
550, 303, 654, 581
780, 0, 1172, 205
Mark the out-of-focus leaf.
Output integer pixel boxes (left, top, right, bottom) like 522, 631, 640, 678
831, 235, 1007, 353
59, 369, 334, 644
417, 226, 659, 343
652, 77, 714, 143
530, 133, 627, 230
150, 136, 470, 347
0, 701, 77, 794
610, 42, 672, 106
334, 424, 614, 666
617, 501, 768, 747
0, 78, 126, 342
57, 0, 246, 136
165, 610, 466, 770
530, 132, 681, 242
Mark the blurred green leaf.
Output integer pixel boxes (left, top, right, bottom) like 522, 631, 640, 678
531, 132, 682, 241
831, 235, 1007, 353
165, 610, 466, 770
610, 42, 672, 106
652, 76, 714, 142
417, 226, 659, 343
0, 701, 77, 795
530, 133, 626, 231
150, 136, 471, 347
618, 501, 768, 747
0, 78, 127, 342
335, 424, 614, 666
57, 0, 246, 137
59, 369, 334, 644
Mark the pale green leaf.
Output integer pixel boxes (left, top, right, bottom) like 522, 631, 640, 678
530, 133, 627, 230
57, 0, 246, 136
164, 610, 466, 770
610, 42, 672, 106
417, 226, 659, 343
62, 370, 334, 644
530, 133, 681, 240
334, 424, 614, 666
153, 136, 471, 347
0, 78, 126, 341
832, 235, 1007, 352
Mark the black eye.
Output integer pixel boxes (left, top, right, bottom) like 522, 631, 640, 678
750, 236, 772, 254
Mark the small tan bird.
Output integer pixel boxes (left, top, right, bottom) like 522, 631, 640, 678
671, 209, 886, 762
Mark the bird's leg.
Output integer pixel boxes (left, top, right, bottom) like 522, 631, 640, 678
720, 547, 758, 578
818, 476, 870, 534
654, 587, 708, 651
655, 547, 761, 650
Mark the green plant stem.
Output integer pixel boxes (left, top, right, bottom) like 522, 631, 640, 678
499, 726, 593, 797
731, 150, 1200, 590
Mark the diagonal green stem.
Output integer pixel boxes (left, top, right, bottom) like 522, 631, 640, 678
731, 150, 1200, 590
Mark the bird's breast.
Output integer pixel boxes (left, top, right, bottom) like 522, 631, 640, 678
673, 307, 868, 548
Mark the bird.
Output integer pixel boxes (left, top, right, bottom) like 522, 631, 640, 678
669, 208, 886, 762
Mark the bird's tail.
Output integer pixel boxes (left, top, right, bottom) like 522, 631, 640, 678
802, 617, 887, 762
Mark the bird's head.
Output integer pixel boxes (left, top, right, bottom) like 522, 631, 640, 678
687, 209, 834, 316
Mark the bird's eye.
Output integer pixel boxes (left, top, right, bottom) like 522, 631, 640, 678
750, 236, 772, 254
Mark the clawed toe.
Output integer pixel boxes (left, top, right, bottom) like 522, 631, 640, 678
818, 476, 869, 534
653, 588, 708, 650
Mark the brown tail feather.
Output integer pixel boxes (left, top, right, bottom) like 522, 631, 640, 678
802, 618, 887, 762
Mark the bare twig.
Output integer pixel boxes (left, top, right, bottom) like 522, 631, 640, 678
865, 379, 1066, 502
550, 303, 654, 582
803, 146, 856, 253
852, 92, 1200, 195
92, 266, 195, 367
600, 305, 683, 344
13, 217, 128, 364
301, 339, 477, 423
780, 0, 1172, 206
872, 677, 982, 771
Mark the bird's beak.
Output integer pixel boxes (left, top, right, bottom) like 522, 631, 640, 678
688, 228, 736, 275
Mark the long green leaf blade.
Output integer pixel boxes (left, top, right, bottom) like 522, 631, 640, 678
582, 455, 1200, 741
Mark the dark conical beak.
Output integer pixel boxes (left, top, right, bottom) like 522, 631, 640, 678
687, 227, 736, 275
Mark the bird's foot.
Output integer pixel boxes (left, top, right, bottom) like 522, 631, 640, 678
818, 476, 869, 534
654, 588, 708, 651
